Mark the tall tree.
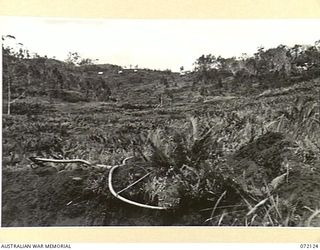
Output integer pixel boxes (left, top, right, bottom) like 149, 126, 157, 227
2, 35, 26, 115
194, 54, 218, 84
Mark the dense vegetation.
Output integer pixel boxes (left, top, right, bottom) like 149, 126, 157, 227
2, 35, 320, 226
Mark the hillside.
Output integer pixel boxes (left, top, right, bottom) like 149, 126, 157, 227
2, 49, 184, 107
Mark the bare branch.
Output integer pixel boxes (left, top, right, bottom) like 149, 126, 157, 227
117, 172, 152, 195
246, 197, 269, 216
207, 190, 227, 225
30, 157, 92, 166
122, 156, 135, 165
108, 164, 170, 210
10, 91, 26, 104
30, 156, 171, 210
306, 209, 320, 227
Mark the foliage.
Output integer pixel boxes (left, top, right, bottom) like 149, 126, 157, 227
193, 40, 320, 89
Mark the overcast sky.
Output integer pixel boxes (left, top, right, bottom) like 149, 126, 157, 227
1, 17, 320, 71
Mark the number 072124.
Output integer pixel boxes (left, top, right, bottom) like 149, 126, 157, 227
300, 244, 319, 249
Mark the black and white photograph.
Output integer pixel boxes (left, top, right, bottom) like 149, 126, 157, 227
1, 17, 320, 227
